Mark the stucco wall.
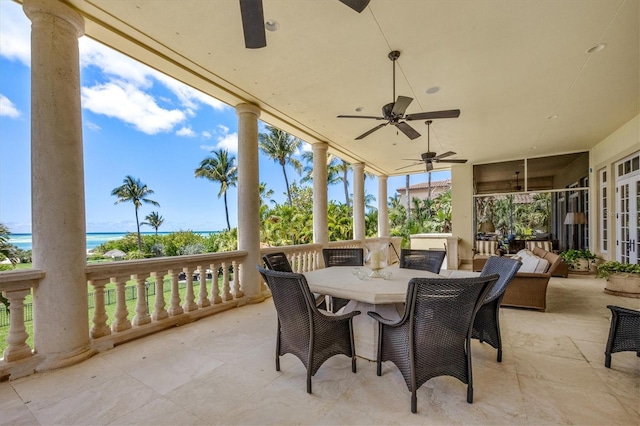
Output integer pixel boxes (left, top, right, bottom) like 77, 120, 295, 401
451, 164, 474, 265
589, 114, 640, 261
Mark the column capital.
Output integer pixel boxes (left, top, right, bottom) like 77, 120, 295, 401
23, 0, 85, 37
235, 103, 261, 118
378, 174, 388, 181
352, 162, 365, 171
311, 142, 329, 152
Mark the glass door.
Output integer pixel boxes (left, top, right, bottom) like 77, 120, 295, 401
616, 153, 640, 264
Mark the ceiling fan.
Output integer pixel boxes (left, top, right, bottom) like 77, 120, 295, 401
397, 120, 468, 172
239, 0, 370, 48
337, 50, 461, 140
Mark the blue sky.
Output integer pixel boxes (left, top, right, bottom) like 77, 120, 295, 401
0, 0, 449, 234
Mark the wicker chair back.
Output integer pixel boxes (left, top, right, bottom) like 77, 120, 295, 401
399, 249, 446, 274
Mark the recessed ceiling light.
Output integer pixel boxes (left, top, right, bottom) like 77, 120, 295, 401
355, 107, 364, 112
265, 20, 279, 31
547, 114, 558, 120
586, 43, 607, 54
425, 86, 440, 94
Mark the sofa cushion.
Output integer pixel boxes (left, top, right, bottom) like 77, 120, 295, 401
515, 249, 549, 273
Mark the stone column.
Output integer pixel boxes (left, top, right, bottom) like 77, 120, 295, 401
235, 103, 263, 302
352, 163, 365, 241
312, 142, 329, 244
378, 175, 389, 237
24, 0, 94, 370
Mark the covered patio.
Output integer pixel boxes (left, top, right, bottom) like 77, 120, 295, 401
2, 275, 638, 424
1, 0, 639, 421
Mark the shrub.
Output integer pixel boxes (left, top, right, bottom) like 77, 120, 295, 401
596, 261, 640, 279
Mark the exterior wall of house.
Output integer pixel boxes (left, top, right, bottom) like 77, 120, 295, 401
589, 114, 640, 261
451, 164, 475, 265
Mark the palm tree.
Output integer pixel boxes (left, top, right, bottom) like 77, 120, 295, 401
258, 125, 303, 206
111, 176, 160, 251
0, 222, 15, 264
195, 148, 238, 231
141, 211, 164, 239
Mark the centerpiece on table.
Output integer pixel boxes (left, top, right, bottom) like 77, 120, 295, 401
365, 242, 389, 278
597, 261, 640, 298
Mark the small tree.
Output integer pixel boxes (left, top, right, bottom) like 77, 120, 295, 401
141, 211, 164, 240
111, 176, 160, 251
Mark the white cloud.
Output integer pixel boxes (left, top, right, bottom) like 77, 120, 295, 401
0, 2, 31, 66
85, 121, 101, 131
81, 81, 185, 135
202, 131, 212, 139
154, 73, 227, 111
0, 94, 20, 118
176, 126, 196, 137
216, 132, 238, 153
200, 145, 216, 151
80, 38, 153, 88
217, 124, 230, 134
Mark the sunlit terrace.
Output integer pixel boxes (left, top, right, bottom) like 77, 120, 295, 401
2, 273, 638, 425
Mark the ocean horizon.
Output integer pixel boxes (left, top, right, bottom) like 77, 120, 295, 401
8, 231, 220, 252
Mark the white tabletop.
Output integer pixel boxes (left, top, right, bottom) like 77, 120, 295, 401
304, 266, 442, 305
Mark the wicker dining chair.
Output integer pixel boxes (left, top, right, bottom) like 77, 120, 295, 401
368, 274, 498, 413
471, 256, 522, 362
262, 252, 293, 272
399, 248, 446, 274
604, 305, 640, 368
257, 266, 361, 393
321, 248, 364, 312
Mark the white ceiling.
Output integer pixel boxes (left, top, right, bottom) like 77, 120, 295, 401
65, 0, 639, 176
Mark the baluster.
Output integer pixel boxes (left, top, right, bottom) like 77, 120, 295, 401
111, 276, 132, 332
182, 267, 198, 312
151, 271, 168, 321
131, 274, 151, 326
197, 266, 210, 308
233, 261, 244, 298
167, 269, 183, 316
291, 253, 299, 273
210, 262, 223, 304
221, 262, 231, 300
89, 279, 111, 338
302, 252, 308, 272
2, 288, 33, 362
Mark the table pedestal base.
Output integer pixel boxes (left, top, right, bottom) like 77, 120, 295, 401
343, 300, 403, 361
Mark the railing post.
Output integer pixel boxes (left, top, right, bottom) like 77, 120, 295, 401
2, 288, 33, 362
151, 271, 168, 321
167, 269, 184, 317
197, 266, 210, 308
233, 261, 244, 298
132, 274, 151, 326
111, 276, 132, 332
89, 279, 111, 338
209, 263, 223, 304
221, 262, 231, 300
182, 267, 198, 312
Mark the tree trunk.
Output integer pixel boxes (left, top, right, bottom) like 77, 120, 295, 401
405, 174, 411, 224
343, 161, 350, 209
135, 207, 142, 251
224, 191, 231, 230
282, 164, 292, 206
428, 172, 432, 200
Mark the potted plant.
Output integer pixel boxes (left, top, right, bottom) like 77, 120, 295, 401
560, 249, 597, 273
597, 261, 640, 297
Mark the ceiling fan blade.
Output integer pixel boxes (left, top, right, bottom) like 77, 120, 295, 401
426, 161, 434, 172
395, 122, 421, 140
355, 122, 389, 140
391, 96, 413, 116
395, 162, 422, 171
239, 0, 266, 49
434, 151, 456, 160
405, 109, 461, 121
401, 158, 423, 161
339, 0, 370, 12
337, 115, 386, 120
436, 159, 468, 164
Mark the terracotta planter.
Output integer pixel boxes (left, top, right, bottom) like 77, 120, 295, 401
604, 273, 640, 298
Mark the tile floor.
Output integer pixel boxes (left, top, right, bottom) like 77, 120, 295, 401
1, 274, 638, 425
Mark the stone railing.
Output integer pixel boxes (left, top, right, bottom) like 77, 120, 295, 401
85, 251, 249, 350
0, 269, 45, 370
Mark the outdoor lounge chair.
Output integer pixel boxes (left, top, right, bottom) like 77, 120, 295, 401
257, 266, 361, 394
368, 274, 498, 413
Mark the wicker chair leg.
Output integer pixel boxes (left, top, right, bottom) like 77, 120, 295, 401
467, 385, 473, 403
376, 323, 383, 376
352, 356, 357, 373
411, 390, 417, 413
276, 356, 280, 371
605, 353, 612, 368
307, 374, 312, 394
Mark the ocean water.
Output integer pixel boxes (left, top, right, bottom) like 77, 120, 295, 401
8, 231, 219, 252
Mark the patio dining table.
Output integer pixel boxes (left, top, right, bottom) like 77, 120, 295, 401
304, 266, 446, 361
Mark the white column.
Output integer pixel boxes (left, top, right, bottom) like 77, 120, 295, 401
312, 142, 329, 244
353, 163, 365, 241
378, 175, 389, 237
235, 103, 264, 302
24, 0, 94, 370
